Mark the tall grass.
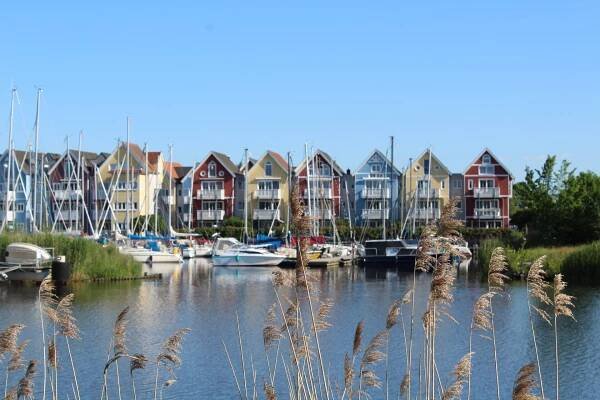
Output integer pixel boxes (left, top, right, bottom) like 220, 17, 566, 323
0, 233, 141, 281
561, 241, 600, 284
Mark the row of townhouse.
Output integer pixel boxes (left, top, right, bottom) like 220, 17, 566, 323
0, 143, 513, 235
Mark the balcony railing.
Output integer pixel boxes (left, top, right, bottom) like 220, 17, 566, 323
416, 188, 438, 198
474, 208, 501, 219
255, 189, 281, 199
54, 210, 82, 220
162, 195, 175, 206
474, 187, 500, 197
361, 188, 391, 199
362, 208, 390, 219
410, 208, 441, 220
0, 211, 15, 222
197, 210, 225, 221
0, 191, 16, 202
303, 188, 332, 199
196, 189, 225, 200
53, 189, 83, 201
253, 209, 280, 220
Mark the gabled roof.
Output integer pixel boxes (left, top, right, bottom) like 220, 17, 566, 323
238, 157, 257, 173
411, 148, 450, 175
463, 147, 514, 178
146, 151, 162, 173
164, 161, 183, 180
192, 151, 240, 178
248, 150, 289, 175
354, 149, 402, 176
5, 150, 61, 175
47, 149, 109, 175
174, 166, 192, 182
294, 149, 344, 176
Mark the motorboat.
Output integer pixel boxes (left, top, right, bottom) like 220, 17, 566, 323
194, 243, 213, 257
0, 243, 54, 281
359, 239, 418, 269
119, 244, 183, 264
211, 237, 285, 267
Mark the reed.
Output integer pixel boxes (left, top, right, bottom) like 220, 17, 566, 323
552, 274, 575, 400
512, 363, 541, 400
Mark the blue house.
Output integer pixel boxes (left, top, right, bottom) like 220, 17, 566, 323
354, 149, 402, 228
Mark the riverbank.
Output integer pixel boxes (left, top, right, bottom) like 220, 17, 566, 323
478, 239, 600, 283
0, 233, 141, 281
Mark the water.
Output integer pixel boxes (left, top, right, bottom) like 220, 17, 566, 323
0, 260, 597, 399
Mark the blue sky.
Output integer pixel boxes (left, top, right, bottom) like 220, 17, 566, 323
1, 1, 598, 179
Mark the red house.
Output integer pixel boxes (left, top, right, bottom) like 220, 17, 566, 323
190, 151, 239, 226
463, 148, 514, 228
295, 149, 344, 223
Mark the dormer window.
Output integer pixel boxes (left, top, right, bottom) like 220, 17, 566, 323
424, 159, 430, 174
482, 154, 491, 164
371, 163, 382, 173
265, 161, 272, 177
208, 162, 217, 177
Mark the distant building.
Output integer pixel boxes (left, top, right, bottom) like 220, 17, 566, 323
354, 149, 401, 228
449, 173, 466, 222
463, 148, 513, 228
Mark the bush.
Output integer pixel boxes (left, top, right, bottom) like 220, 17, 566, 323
0, 233, 141, 281
562, 241, 600, 284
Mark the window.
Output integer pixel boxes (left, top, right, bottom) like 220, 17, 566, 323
479, 179, 495, 188
468, 179, 473, 190
319, 163, 331, 176
423, 159, 430, 174
16, 203, 25, 212
479, 165, 494, 175
371, 163, 382, 173
265, 162, 273, 176
452, 179, 462, 188
482, 154, 491, 164
208, 162, 217, 177
441, 179, 446, 190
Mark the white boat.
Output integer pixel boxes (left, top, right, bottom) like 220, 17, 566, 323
211, 238, 285, 267
119, 246, 183, 264
182, 247, 196, 259
0, 243, 54, 281
194, 243, 213, 257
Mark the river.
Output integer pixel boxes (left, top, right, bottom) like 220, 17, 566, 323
0, 259, 596, 399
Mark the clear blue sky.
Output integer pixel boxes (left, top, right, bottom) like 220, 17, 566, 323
1, 1, 598, 179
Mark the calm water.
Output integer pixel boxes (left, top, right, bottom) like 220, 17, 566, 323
0, 260, 597, 399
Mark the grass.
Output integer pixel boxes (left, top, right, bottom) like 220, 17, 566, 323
0, 232, 141, 281
478, 238, 600, 281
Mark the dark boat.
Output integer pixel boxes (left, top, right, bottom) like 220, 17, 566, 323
359, 239, 418, 269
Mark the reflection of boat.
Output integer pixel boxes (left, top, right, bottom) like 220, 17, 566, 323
360, 239, 417, 269
211, 238, 285, 267
0, 243, 54, 281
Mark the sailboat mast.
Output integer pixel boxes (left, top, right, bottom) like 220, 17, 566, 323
143, 142, 149, 234
2, 89, 16, 233
243, 148, 249, 243
425, 147, 432, 225
126, 117, 131, 234
390, 136, 394, 237
304, 144, 313, 236
286, 152, 291, 246
188, 162, 194, 233
168, 144, 173, 237
32, 88, 42, 232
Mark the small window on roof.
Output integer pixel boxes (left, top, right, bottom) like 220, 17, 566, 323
482, 154, 491, 164
265, 161, 273, 176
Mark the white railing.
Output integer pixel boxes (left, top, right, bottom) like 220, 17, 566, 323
0, 211, 15, 221
162, 195, 175, 205
303, 188, 332, 199
361, 188, 391, 199
53, 189, 83, 201
54, 210, 82, 220
416, 188, 438, 198
474, 208, 501, 219
253, 209, 280, 220
255, 189, 281, 199
474, 187, 500, 197
411, 208, 441, 220
197, 210, 225, 220
197, 189, 225, 200
0, 191, 16, 202
362, 208, 389, 219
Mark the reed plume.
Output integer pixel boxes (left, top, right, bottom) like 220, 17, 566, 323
385, 300, 401, 400
512, 363, 540, 400
263, 304, 281, 349
8, 341, 28, 373
113, 306, 130, 356
359, 330, 388, 396
353, 321, 364, 357
47, 340, 57, 370
17, 360, 36, 399
313, 298, 334, 333
0, 325, 24, 359
264, 382, 277, 400
526, 256, 551, 399
154, 328, 191, 399
437, 200, 463, 240
4, 387, 16, 400
129, 354, 147, 375
415, 225, 437, 272
441, 352, 472, 400
56, 294, 79, 339
553, 274, 575, 400
39, 277, 59, 323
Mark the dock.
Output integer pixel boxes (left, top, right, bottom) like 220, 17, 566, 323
280, 256, 355, 269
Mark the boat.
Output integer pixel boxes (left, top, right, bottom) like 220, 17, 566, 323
359, 239, 418, 269
211, 237, 286, 267
0, 243, 54, 281
119, 244, 183, 264
182, 246, 196, 259
194, 243, 213, 257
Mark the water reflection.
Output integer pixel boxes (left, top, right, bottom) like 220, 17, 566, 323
0, 260, 596, 399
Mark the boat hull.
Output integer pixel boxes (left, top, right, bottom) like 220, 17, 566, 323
359, 255, 416, 270
212, 254, 285, 267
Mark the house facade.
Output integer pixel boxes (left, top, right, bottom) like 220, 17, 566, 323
404, 149, 451, 228
295, 149, 344, 227
449, 173, 466, 221
246, 151, 290, 233
96, 143, 164, 233
463, 149, 513, 228
354, 150, 401, 228
186, 151, 239, 227
47, 149, 109, 234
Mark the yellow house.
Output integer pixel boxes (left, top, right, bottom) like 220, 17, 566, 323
97, 143, 165, 233
404, 149, 450, 225
246, 151, 290, 233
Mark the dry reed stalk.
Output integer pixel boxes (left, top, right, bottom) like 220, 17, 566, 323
467, 292, 493, 400
113, 307, 129, 356
129, 353, 147, 400
264, 382, 277, 400
526, 256, 551, 400
0, 325, 24, 359
553, 274, 575, 400
17, 360, 37, 399
154, 328, 191, 400
38, 276, 57, 400
56, 293, 81, 400
343, 321, 364, 400
441, 352, 472, 400
358, 330, 388, 399
512, 363, 540, 400
437, 200, 463, 240
385, 300, 401, 400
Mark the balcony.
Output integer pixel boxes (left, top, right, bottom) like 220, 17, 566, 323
416, 188, 438, 198
410, 208, 441, 220
197, 210, 225, 221
53, 189, 82, 201
253, 209, 280, 220
361, 188, 391, 199
54, 210, 81, 220
255, 189, 281, 199
474, 187, 500, 198
196, 189, 225, 200
474, 208, 501, 219
0, 191, 16, 202
0, 211, 15, 222
162, 195, 175, 206
303, 188, 332, 199
362, 208, 389, 220
308, 208, 333, 220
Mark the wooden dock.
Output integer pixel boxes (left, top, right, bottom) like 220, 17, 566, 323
280, 256, 355, 269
